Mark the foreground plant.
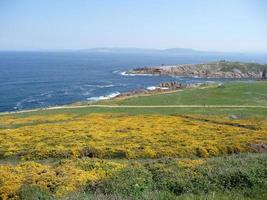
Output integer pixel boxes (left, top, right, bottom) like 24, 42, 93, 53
0, 114, 266, 160
0, 154, 266, 199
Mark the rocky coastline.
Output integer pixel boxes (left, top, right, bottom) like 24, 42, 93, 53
127, 61, 267, 79
86, 61, 267, 103
114, 82, 203, 99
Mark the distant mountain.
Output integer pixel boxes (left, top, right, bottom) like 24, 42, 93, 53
79, 48, 211, 55
79, 48, 267, 58
80, 48, 158, 54
162, 48, 202, 54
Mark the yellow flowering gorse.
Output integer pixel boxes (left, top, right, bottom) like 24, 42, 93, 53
0, 159, 124, 199
0, 114, 266, 159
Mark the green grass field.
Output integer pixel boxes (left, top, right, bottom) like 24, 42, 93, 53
7, 82, 267, 118
101, 82, 267, 106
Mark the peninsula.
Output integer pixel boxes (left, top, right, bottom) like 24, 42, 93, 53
127, 60, 267, 78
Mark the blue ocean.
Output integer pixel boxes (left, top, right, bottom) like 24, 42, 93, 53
0, 51, 266, 112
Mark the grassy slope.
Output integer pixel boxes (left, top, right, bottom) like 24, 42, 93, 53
102, 82, 267, 106
7, 82, 267, 118
6, 154, 267, 200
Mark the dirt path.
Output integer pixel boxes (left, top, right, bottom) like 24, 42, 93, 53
85, 105, 267, 108
1, 104, 267, 116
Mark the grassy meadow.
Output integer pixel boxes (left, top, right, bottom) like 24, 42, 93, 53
98, 82, 267, 106
4, 82, 267, 118
0, 82, 267, 199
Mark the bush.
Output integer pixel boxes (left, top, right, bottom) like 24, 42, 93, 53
1, 154, 266, 199
19, 185, 54, 200
218, 170, 253, 189
145, 161, 188, 195
92, 166, 153, 197
80, 146, 99, 158
141, 191, 178, 200
195, 147, 208, 158
145, 154, 267, 195
109, 150, 127, 159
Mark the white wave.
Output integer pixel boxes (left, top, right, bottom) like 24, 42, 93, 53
160, 87, 170, 90
112, 70, 119, 74
85, 84, 115, 88
14, 91, 54, 110
87, 92, 120, 101
147, 86, 170, 90
97, 84, 115, 88
171, 75, 188, 78
120, 71, 154, 76
15, 98, 31, 110
39, 91, 53, 97
82, 91, 91, 96
146, 86, 158, 90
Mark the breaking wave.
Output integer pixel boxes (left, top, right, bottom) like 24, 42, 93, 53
87, 92, 120, 101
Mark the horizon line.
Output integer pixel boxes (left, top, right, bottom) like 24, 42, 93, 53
0, 47, 266, 54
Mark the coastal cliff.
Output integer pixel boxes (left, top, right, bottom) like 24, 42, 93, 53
127, 61, 267, 78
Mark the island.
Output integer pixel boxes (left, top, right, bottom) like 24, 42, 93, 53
127, 60, 267, 78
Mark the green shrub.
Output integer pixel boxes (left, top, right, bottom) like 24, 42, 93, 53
92, 166, 153, 197
147, 167, 186, 195
218, 170, 253, 189
145, 154, 267, 195
19, 185, 54, 200
141, 190, 178, 200
108, 150, 128, 158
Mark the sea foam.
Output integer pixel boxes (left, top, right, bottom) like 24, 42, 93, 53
87, 92, 120, 101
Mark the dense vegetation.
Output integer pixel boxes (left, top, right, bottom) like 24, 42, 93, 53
0, 114, 266, 160
217, 61, 267, 73
1, 154, 266, 199
0, 82, 267, 199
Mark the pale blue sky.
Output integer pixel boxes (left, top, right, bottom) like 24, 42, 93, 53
0, 0, 267, 52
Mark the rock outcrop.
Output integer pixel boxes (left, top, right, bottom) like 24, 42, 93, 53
116, 82, 187, 98
127, 61, 267, 79
116, 89, 150, 98
158, 82, 183, 89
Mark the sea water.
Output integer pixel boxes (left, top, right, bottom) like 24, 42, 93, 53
0, 51, 266, 112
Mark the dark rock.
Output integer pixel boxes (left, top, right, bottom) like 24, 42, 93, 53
158, 82, 183, 89
80, 146, 98, 158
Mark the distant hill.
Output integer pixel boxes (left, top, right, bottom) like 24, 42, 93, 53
79, 47, 215, 55
78, 48, 267, 61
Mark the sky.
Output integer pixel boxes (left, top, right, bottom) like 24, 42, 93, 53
0, 0, 267, 52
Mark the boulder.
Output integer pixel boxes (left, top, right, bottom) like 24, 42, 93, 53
158, 82, 182, 89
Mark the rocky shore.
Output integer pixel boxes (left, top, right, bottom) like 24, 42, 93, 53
127, 61, 267, 78
115, 82, 202, 99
